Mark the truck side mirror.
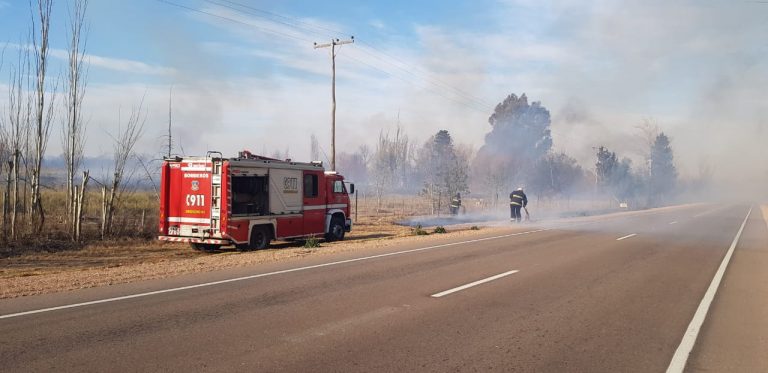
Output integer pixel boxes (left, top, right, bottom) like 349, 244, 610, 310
349, 183, 355, 194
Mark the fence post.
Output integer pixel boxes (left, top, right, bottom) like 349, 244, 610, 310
75, 171, 89, 242
3, 160, 12, 240
101, 185, 107, 239
72, 185, 79, 240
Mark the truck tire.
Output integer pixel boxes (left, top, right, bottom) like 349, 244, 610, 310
248, 226, 271, 250
190, 243, 220, 252
325, 216, 345, 242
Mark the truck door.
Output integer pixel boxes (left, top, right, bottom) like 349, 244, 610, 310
302, 171, 326, 235
326, 177, 348, 208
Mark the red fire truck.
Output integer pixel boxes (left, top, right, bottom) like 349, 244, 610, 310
158, 151, 353, 251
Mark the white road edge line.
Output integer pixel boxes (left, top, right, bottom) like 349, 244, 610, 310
670, 221, 678, 225
616, 233, 637, 241
666, 206, 752, 373
431, 270, 519, 298
0, 229, 551, 320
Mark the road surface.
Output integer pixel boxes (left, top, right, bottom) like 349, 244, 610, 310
1, 204, 766, 372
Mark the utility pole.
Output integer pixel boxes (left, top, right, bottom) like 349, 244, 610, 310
314, 36, 354, 171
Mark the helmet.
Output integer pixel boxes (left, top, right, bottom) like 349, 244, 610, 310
516, 187, 524, 191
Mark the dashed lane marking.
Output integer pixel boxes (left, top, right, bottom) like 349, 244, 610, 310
616, 233, 637, 241
431, 270, 519, 298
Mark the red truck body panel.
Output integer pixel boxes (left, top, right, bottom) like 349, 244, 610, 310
158, 153, 352, 248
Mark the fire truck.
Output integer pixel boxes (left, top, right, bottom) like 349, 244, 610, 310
158, 151, 354, 251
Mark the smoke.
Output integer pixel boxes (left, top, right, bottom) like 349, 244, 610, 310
3, 0, 766, 204
533, 0, 768, 201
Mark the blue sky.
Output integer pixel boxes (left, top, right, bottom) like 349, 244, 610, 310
1, 0, 767, 183
1, 0, 506, 84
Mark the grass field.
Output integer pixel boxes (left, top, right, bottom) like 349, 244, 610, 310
1, 189, 617, 284
1, 188, 157, 253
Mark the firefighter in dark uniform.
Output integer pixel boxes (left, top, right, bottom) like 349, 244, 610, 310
450, 193, 462, 216
509, 187, 528, 223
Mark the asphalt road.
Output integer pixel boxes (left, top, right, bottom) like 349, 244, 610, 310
0, 203, 765, 372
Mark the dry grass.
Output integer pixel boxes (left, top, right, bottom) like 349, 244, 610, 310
1, 189, 158, 254
0, 217, 492, 299
0, 206, 412, 280
0, 192, 620, 298
1, 193, 611, 277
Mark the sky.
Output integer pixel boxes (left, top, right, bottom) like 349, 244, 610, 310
1, 0, 767, 190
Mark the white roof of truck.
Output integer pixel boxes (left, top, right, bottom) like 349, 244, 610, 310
169, 155, 325, 172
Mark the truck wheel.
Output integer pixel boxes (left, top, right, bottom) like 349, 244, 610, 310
190, 243, 220, 252
325, 216, 345, 242
249, 226, 271, 250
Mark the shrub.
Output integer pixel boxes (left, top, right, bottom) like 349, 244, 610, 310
433, 226, 447, 234
470, 226, 480, 230
304, 235, 321, 248
412, 224, 429, 236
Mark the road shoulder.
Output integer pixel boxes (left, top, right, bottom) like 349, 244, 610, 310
686, 205, 768, 372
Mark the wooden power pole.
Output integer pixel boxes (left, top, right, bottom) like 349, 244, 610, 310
314, 36, 354, 171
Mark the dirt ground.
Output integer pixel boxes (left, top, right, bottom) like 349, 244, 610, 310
0, 215, 496, 299
0, 196, 620, 299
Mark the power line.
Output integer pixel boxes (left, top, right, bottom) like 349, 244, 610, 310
343, 53, 492, 114
156, 0, 496, 114
156, 0, 313, 43
194, 0, 496, 111
204, 0, 347, 36
353, 43, 496, 110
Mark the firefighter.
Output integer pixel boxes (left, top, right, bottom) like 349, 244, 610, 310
509, 187, 528, 223
450, 193, 462, 216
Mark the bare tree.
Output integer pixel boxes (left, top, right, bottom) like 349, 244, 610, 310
135, 154, 159, 201
310, 133, 320, 161
6, 42, 32, 239
0, 44, 7, 240
29, 0, 58, 233
472, 156, 516, 209
102, 99, 146, 237
62, 0, 89, 226
635, 117, 660, 173
357, 144, 370, 167
2, 145, 9, 241
162, 85, 172, 158
371, 126, 410, 211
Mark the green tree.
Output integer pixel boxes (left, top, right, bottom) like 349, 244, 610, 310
595, 146, 618, 193
649, 132, 677, 202
595, 146, 639, 202
530, 152, 584, 200
473, 93, 553, 193
418, 130, 469, 214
